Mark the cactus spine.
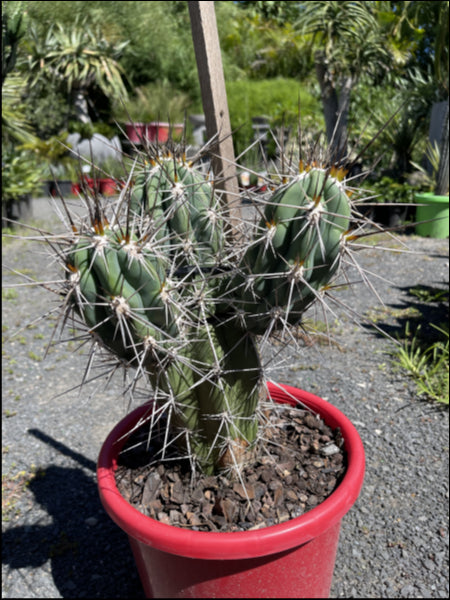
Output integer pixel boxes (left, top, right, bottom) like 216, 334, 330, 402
63, 147, 356, 476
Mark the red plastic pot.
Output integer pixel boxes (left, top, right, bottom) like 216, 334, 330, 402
125, 122, 184, 144
125, 122, 147, 144
99, 178, 118, 196
97, 383, 365, 598
147, 122, 184, 143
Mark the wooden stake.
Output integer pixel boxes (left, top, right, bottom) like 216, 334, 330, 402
188, 1, 241, 228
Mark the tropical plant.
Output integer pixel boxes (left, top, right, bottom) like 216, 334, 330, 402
24, 16, 128, 124
410, 140, 442, 192
2, 72, 37, 145
1, 145, 45, 224
112, 81, 192, 125
433, 101, 449, 195
20, 134, 77, 180
9, 125, 396, 478
226, 77, 322, 157
1, 1, 37, 145
294, 1, 411, 161
369, 176, 415, 204
1, 0, 26, 86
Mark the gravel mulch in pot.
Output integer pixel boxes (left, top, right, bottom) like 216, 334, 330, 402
115, 404, 347, 532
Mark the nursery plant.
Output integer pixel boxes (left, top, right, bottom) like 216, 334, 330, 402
12, 126, 384, 479
5, 126, 397, 597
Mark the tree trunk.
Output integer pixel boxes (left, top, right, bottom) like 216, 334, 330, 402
73, 89, 91, 124
435, 101, 449, 195
314, 52, 352, 164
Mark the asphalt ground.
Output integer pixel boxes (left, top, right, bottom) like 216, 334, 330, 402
2, 196, 449, 598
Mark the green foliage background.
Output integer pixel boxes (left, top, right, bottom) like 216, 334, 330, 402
2, 0, 448, 186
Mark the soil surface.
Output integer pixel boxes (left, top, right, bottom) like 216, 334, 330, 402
116, 404, 346, 532
2, 197, 449, 598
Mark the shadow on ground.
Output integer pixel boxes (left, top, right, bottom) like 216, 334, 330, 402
364, 283, 449, 342
2, 430, 145, 598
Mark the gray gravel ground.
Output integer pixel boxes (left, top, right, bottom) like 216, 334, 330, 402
2, 197, 449, 598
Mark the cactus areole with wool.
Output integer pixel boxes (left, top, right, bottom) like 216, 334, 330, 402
64, 151, 355, 475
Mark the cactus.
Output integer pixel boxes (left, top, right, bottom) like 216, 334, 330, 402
59, 144, 362, 476
218, 165, 352, 333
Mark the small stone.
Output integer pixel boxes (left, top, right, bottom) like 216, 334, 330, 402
157, 512, 171, 525
221, 498, 238, 522
166, 470, 180, 483
306, 494, 318, 506
259, 469, 272, 483
186, 512, 202, 526
273, 486, 284, 507
254, 482, 266, 501
276, 510, 290, 523
142, 471, 161, 505
320, 443, 341, 456
286, 489, 298, 502
233, 482, 254, 500
146, 499, 162, 518
268, 480, 282, 491
306, 414, 326, 431
191, 486, 204, 503
203, 476, 219, 490
309, 439, 321, 453
169, 509, 182, 523
170, 480, 185, 504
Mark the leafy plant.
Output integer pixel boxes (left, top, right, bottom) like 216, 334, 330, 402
393, 322, 449, 404
225, 77, 321, 156
2, 146, 45, 204
294, 0, 409, 160
369, 176, 415, 204
24, 16, 128, 124
2, 0, 27, 85
21, 134, 78, 180
410, 140, 442, 192
113, 81, 191, 125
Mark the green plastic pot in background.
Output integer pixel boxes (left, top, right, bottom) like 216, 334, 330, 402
415, 193, 449, 238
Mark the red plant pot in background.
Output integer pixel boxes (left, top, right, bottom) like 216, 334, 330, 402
97, 383, 365, 598
147, 122, 184, 143
99, 178, 118, 196
125, 122, 184, 144
80, 176, 95, 191
125, 123, 147, 144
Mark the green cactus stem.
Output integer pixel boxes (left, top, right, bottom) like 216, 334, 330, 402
63, 148, 359, 475
218, 166, 352, 333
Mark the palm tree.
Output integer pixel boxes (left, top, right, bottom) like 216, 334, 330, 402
295, 1, 403, 162
2, 1, 36, 144
25, 17, 128, 123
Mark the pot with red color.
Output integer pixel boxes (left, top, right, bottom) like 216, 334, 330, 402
97, 383, 365, 598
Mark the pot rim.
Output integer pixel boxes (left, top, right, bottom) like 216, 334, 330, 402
97, 382, 365, 560
414, 192, 449, 204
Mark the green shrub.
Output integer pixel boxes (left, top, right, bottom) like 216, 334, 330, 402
225, 78, 322, 157
369, 176, 416, 204
2, 146, 45, 204
112, 81, 192, 126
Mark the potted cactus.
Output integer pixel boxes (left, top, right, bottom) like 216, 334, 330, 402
29, 132, 375, 598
